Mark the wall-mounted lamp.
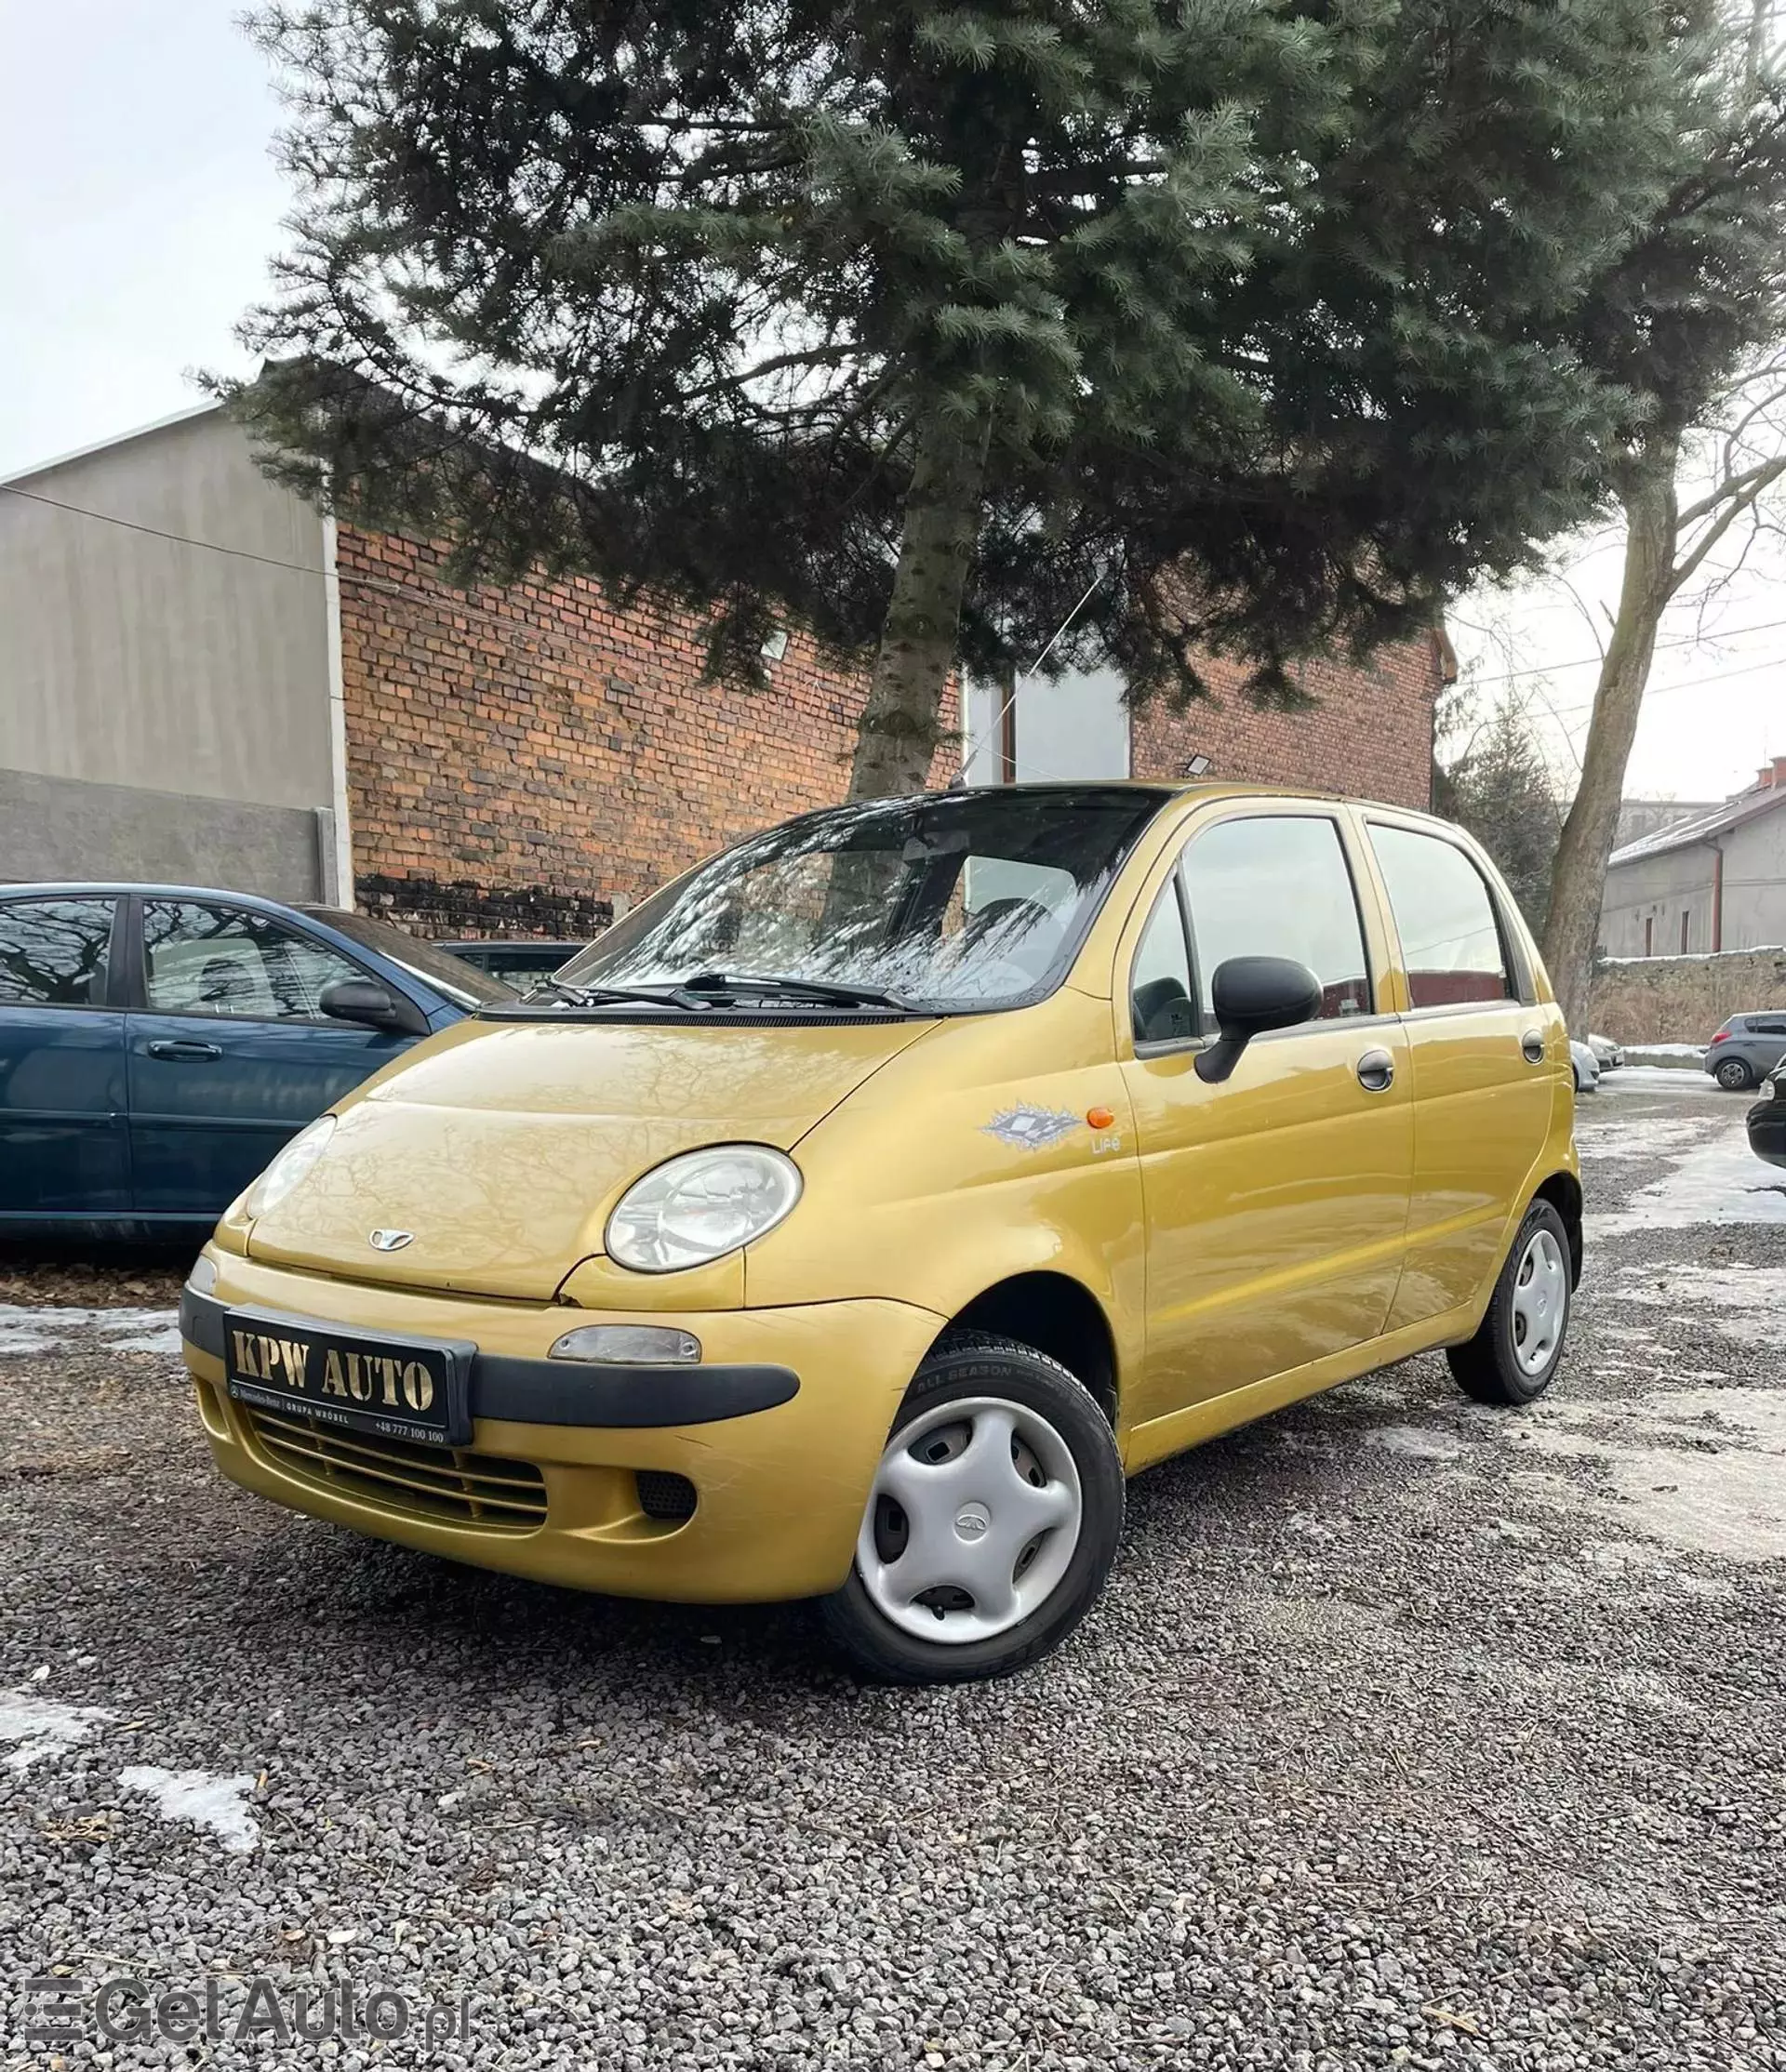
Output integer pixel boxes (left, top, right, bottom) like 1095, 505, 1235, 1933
1181, 753, 1213, 777
760, 627, 790, 662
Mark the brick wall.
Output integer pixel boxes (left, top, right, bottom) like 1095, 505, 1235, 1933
336, 524, 1439, 934
334, 524, 958, 936
1129, 636, 1443, 809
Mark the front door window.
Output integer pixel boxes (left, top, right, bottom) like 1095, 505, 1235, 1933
141, 902, 365, 1020
1180, 814, 1371, 1019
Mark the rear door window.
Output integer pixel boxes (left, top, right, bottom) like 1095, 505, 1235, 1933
1179, 815, 1372, 1022
0, 897, 115, 1006
1367, 826, 1514, 1009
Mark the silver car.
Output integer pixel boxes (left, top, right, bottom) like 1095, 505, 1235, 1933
1704, 1011, 1786, 1091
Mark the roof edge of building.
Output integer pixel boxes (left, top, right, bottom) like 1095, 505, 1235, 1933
0, 401, 223, 490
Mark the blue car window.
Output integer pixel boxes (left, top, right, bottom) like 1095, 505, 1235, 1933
0, 897, 114, 1005
142, 901, 366, 1021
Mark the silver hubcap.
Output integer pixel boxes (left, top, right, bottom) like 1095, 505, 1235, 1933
1511, 1228, 1568, 1376
857, 1397, 1083, 1643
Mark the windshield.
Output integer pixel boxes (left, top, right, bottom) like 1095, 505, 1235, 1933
301, 907, 515, 1007
554, 788, 1168, 1012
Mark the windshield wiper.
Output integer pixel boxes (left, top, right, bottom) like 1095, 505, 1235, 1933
678, 970, 915, 1011
522, 979, 702, 1010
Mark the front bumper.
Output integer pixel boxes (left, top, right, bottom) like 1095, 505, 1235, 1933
182, 1253, 943, 1603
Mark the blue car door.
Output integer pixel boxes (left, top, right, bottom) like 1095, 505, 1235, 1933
0, 895, 129, 1219
125, 897, 421, 1217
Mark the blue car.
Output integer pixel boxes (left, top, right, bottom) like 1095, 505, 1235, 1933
0, 884, 513, 1233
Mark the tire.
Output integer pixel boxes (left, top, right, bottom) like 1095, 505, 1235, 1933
1447, 1201, 1573, 1406
818, 1332, 1125, 1684
1715, 1056, 1754, 1091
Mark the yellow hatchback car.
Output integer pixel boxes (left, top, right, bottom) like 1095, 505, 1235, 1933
181, 783, 1580, 1682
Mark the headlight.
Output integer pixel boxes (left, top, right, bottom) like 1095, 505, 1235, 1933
245, 1115, 337, 1219
606, 1145, 802, 1273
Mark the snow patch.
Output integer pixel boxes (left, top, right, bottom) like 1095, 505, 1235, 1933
117, 1766, 260, 1853
0, 1690, 115, 1770
1368, 1424, 1463, 1462
0, 1306, 181, 1357
1573, 1117, 1713, 1162
1586, 1125, 1786, 1235
1595, 1065, 1724, 1096
1609, 1265, 1786, 1348
1517, 1390, 1786, 1561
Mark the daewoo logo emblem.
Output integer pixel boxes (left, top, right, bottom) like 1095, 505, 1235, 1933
368, 1229, 414, 1253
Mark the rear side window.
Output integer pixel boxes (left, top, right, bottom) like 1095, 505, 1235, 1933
1368, 826, 1513, 1009
1180, 816, 1372, 1021
0, 897, 114, 1006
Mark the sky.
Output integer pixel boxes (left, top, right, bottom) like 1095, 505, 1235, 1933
3, 0, 1780, 806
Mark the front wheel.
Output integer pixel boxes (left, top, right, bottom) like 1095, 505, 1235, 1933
1447, 1201, 1573, 1406
818, 1333, 1124, 1684
1715, 1056, 1754, 1091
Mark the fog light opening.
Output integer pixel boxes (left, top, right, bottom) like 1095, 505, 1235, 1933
635, 1470, 698, 1522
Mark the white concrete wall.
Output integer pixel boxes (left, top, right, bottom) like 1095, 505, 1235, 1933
0, 408, 335, 895
963, 665, 1130, 786
1721, 801, 1786, 949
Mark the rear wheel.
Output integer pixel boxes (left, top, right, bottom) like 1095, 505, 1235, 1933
1447, 1201, 1573, 1406
819, 1333, 1124, 1684
1715, 1056, 1754, 1091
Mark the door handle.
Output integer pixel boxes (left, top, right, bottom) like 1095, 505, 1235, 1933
1521, 1030, 1546, 1064
147, 1040, 222, 1062
1355, 1046, 1394, 1092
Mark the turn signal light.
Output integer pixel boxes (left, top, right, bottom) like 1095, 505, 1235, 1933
1086, 1106, 1115, 1130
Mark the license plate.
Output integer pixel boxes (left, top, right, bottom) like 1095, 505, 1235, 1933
223, 1307, 473, 1447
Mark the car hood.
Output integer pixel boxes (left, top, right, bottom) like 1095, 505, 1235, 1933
245, 1014, 935, 1299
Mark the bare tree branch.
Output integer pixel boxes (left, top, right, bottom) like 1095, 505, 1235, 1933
1669, 451, 1786, 593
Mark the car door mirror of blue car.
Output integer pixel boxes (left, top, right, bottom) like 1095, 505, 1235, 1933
318, 976, 413, 1032
1194, 956, 1325, 1084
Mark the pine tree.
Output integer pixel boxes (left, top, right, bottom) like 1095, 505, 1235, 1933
1445, 696, 1566, 932
221, 0, 1694, 796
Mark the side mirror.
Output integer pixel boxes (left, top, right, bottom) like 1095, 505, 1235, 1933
318, 976, 406, 1031
1193, 956, 1323, 1084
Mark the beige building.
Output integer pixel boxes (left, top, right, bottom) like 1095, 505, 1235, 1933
1600, 762, 1786, 958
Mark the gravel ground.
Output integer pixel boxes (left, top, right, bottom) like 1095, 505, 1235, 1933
1, 1069, 1782, 2070
0, 1245, 193, 1311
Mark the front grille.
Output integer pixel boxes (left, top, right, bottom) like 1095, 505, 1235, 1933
246, 1406, 548, 1534
635, 1470, 698, 1521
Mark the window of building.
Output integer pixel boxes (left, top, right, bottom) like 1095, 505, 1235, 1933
1681, 910, 1690, 954
142, 902, 367, 1021
1368, 825, 1513, 1008
1180, 815, 1371, 1022
1645, 916, 1654, 957
0, 897, 115, 1006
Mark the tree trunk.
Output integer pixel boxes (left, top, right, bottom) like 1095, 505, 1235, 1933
847, 405, 993, 800
1539, 445, 1679, 1029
